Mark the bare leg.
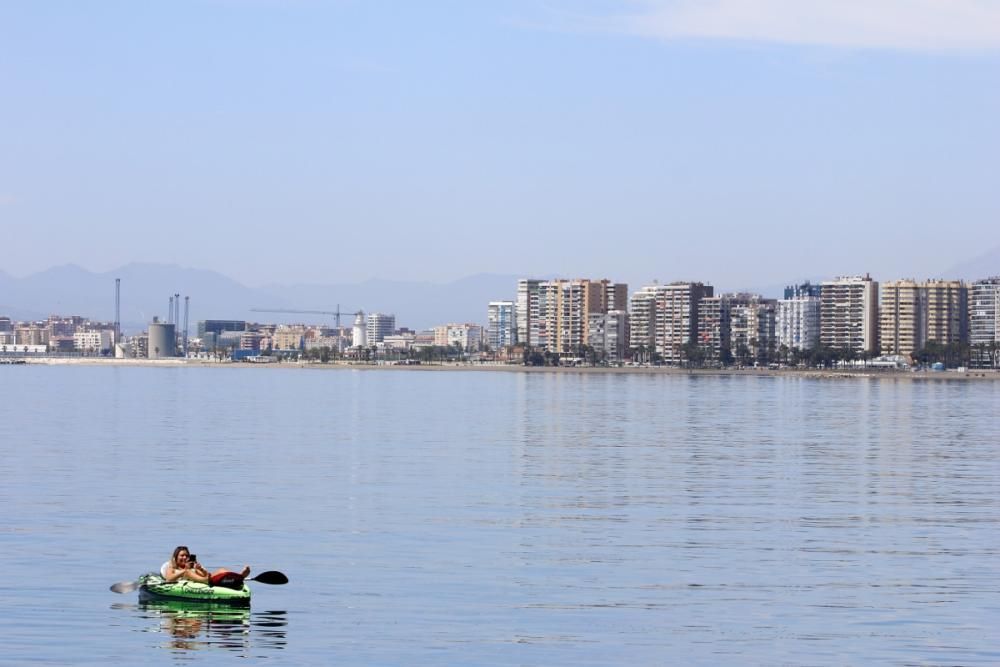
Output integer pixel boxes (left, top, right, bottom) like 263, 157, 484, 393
211, 566, 251, 578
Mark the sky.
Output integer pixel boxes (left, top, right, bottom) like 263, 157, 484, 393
2, 0, 999, 292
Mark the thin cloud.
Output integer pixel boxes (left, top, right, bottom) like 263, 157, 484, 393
604, 0, 1000, 51
0, 194, 15, 206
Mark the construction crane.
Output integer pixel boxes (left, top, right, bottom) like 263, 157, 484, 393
251, 306, 362, 329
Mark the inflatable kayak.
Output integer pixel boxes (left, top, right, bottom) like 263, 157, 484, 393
137, 573, 251, 606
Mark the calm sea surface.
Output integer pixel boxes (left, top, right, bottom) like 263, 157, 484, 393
2, 365, 998, 665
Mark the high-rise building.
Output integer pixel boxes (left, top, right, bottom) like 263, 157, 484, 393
820, 275, 879, 355
725, 293, 777, 363
880, 279, 968, 358
784, 281, 822, 299
366, 313, 395, 344
924, 279, 968, 347
587, 310, 629, 363
969, 277, 1000, 346
516, 279, 543, 347
487, 301, 516, 350
517, 278, 628, 355
777, 282, 821, 351
696, 296, 728, 364
880, 279, 921, 357
630, 282, 713, 364
628, 286, 658, 357
969, 277, 1000, 367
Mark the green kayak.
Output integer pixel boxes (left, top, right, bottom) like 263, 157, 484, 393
138, 573, 251, 606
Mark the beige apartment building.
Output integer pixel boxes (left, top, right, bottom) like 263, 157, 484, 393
880, 279, 921, 357
518, 278, 628, 356
820, 275, 879, 355
629, 282, 714, 364
880, 279, 967, 358
272, 326, 306, 351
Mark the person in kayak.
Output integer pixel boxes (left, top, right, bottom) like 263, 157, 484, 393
161, 545, 251, 585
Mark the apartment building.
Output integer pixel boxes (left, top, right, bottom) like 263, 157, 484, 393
515, 279, 542, 347
272, 326, 306, 351
696, 296, 728, 364
820, 275, 879, 355
486, 301, 516, 350
15, 325, 49, 347
969, 277, 1000, 346
629, 282, 713, 364
880, 279, 922, 357
881, 279, 968, 357
726, 293, 777, 363
517, 278, 628, 356
73, 330, 112, 353
628, 285, 658, 355
777, 282, 821, 351
924, 279, 968, 346
587, 310, 629, 363
366, 313, 396, 344
433, 323, 483, 352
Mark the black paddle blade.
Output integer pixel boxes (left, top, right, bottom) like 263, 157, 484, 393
110, 580, 139, 594
249, 570, 288, 585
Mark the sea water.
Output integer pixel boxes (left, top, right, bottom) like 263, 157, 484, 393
1, 365, 998, 665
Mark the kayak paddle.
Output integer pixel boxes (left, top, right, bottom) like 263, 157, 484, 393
110, 570, 289, 593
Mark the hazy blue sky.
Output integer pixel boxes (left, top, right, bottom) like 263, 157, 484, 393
2, 0, 998, 291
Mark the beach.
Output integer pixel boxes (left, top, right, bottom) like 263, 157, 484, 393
8, 355, 999, 380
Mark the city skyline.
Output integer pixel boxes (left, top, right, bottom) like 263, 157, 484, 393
2, 2, 999, 291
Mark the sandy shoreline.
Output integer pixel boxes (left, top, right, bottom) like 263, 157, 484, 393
5, 355, 998, 380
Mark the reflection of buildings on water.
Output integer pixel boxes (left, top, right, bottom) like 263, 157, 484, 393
137, 602, 288, 654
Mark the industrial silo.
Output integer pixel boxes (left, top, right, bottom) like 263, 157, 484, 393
148, 319, 177, 358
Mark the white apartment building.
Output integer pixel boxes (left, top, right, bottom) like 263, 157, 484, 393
487, 301, 516, 350
820, 275, 879, 355
433, 323, 483, 352
628, 286, 658, 356
969, 277, 1000, 347
366, 313, 395, 344
72, 330, 112, 353
777, 282, 822, 351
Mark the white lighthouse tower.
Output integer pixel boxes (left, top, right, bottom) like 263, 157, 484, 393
352, 311, 367, 348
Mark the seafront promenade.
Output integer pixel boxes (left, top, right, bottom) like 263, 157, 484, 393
7, 355, 999, 380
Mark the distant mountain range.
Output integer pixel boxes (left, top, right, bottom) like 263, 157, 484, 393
942, 244, 1000, 282
1, 247, 996, 334
0, 263, 523, 333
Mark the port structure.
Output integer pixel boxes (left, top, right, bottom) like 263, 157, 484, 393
251, 306, 361, 329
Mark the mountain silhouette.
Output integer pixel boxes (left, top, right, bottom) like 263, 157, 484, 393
0, 264, 521, 333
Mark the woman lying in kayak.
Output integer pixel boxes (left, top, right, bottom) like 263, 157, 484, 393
161, 545, 251, 585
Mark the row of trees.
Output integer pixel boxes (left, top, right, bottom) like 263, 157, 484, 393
297, 343, 476, 364
519, 340, 1000, 369
683, 340, 999, 369
212, 339, 1000, 369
